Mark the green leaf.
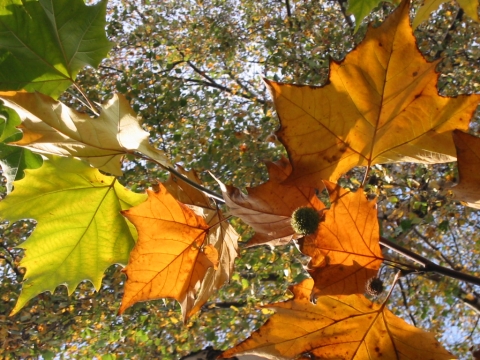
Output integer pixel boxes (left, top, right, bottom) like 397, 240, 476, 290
0, 156, 147, 314
0, 106, 41, 192
0, 0, 113, 98
0, 143, 42, 193
347, 0, 398, 32
0, 105, 21, 143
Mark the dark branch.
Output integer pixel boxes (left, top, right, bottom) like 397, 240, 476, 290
336, 0, 355, 29
285, 0, 294, 29
398, 279, 417, 326
381, 237, 480, 287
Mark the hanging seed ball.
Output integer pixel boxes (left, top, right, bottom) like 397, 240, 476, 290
365, 277, 384, 297
291, 207, 320, 235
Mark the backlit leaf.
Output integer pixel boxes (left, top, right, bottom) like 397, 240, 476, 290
347, 0, 399, 32
299, 182, 383, 297
449, 130, 480, 209
164, 166, 239, 318
0, 143, 42, 193
222, 279, 454, 360
216, 156, 325, 247
0, 92, 171, 175
268, 0, 480, 186
0, 107, 42, 192
0, 156, 146, 314
119, 184, 218, 321
0, 0, 113, 98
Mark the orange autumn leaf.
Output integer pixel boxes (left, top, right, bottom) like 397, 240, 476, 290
216, 156, 324, 247
299, 182, 383, 297
221, 279, 454, 360
164, 166, 239, 318
119, 184, 218, 320
449, 130, 480, 209
268, 0, 480, 187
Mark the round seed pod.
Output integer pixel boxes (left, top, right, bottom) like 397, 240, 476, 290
365, 277, 384, 297
291, 207, 320, 235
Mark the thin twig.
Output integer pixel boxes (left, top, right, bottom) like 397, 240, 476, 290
170, 76, 265, 104
284, 0, 293, 29
72, 83, 100, 116
98, 65, 124, 73
413, 227, 457, 269
136, 153, 225, 202
398, 279, 417, 326
335, 0, 355, 30
0, 253, 22, 277
0, 243, 22, 278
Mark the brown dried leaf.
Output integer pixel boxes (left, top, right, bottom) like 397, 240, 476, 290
164, 167, 239, 317
216, 156, 324, 247
449, 130, 480, 209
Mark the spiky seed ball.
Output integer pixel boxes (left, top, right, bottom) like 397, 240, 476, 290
291, 207, 320, 235
365, 277, 384, 296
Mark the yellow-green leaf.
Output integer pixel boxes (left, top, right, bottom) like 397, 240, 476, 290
0, 156, 147, 314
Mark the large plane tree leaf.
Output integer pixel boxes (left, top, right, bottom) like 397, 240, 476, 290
0, 156, 147, 315
412, 0, 479, 29
0, 0, 113, 98
164, 166, 239, 318
119, 184, 219, 321
221, 279, 454, 360
449, 130, 480, 209
299, 182, 383, 297
268, 0, 480, 187
216, 156, 325, 247
0, 91, 171, 175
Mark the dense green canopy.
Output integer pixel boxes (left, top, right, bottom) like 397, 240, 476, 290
0, 0, 479, 358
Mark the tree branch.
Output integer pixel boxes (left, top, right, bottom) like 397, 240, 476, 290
413, 227, 458, 269
336, 0, 355, 29
397, 279, 417, 326
170, 76, 265, 104
284, 0, 294, 28
0, 243, 22, 278
380, 237, 480, 287
134, 155, 480, 288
